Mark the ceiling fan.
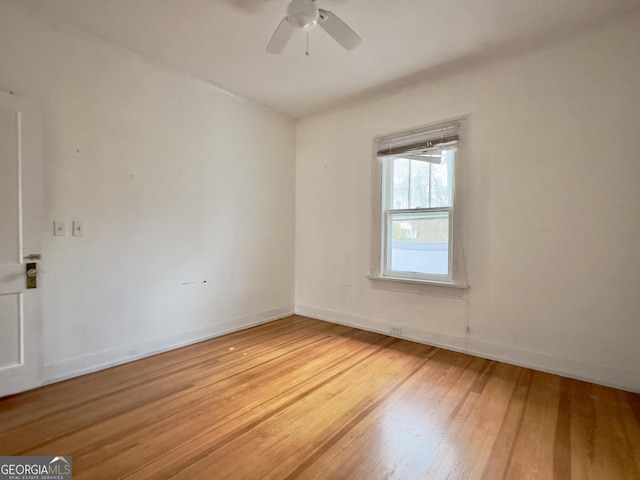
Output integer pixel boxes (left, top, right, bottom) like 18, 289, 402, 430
266, 0, 361, 54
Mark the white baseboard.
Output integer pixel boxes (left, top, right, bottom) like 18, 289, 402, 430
295, 303, 640, 393
43, 306, 294, 384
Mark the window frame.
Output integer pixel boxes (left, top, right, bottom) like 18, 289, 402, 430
383, 207, 454, 282
370, 118, 468, 289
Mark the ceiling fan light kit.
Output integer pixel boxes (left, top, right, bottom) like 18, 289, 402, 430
266, 0, 361, 54
287, 0, 319, 30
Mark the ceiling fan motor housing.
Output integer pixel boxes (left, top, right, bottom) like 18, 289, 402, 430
287, 0, 319, 31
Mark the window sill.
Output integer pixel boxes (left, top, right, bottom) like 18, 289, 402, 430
368, 275, 469, 289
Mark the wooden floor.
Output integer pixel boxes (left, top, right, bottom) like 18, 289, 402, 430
1, 316, 639, 479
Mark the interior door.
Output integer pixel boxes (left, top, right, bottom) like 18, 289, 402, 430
0, 91, 44, 397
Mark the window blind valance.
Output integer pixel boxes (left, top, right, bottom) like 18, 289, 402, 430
376, 122, 460, 160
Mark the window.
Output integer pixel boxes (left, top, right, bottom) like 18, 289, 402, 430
373, 120, 467, 287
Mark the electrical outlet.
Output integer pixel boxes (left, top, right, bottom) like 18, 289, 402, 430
389, 325, 403, 336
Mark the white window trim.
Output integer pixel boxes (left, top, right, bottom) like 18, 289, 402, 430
370, 118, 469, 290
367, 274, 469, 289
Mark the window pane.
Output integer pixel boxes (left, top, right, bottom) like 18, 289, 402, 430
391, 158, 409, 209
409, 160, 430, 209
389, 150, 454, 210
389, 211, 450, 276
430, 149, 453, 208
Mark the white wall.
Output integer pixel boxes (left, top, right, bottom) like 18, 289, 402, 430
0, 3, 296, 381
296, 13, 640, 392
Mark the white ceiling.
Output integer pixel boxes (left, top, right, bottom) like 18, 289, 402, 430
9, 0, 640, 118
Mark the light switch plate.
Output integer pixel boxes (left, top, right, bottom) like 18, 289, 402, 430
54, 220, 66, 236
73, 221, 84, 237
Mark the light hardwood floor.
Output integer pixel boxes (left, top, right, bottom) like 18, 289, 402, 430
1, 315, 639, 479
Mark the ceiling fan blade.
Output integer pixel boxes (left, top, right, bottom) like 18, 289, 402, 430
317, 9, 361, 50
266, 17, 294, 53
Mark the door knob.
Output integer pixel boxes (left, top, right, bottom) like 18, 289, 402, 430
26, 262, 37, 289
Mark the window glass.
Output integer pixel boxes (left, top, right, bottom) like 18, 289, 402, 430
390, 150, 454, 211
391, 158, 409, 209
389, 211, 450, 276
429, 150, 454, 208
